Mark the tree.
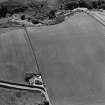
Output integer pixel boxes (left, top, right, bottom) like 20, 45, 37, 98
0, 0, 27, 18
64, 0, 79, 10
48, 10, 56, 19
0, 5, 7, 17
27, 0, 50, 20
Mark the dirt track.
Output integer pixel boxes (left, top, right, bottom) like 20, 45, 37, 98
0, 12, 105, 105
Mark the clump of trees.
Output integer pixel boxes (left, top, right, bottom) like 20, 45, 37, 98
0, 1, 27, 18
58, 0, 105, 10
0, 0, 53, 20
1, 0, 105, 20
27, 0, 50, 20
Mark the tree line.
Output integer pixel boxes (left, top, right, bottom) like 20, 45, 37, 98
59, 0, 105, 10
1, 0, 105, 18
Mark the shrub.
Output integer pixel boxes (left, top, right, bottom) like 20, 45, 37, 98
0, 6, 7, 17
21, 15, 25, 20
31, 19, 39, 24
99, 3, 105, 9
48, 10, 56, 19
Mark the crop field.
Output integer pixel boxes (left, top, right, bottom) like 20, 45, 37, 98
0, 12, 105, 105
26, 13, 105, 105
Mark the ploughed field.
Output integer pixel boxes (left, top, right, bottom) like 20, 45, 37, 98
0, 12, 105, 105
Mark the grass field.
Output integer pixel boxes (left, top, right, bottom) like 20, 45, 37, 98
0, 27, 44, 105
0, 28, 38, 84
0, 87, 44, 105
26, 13, 105, 105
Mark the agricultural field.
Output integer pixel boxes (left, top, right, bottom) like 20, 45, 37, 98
0, 28, 38, 84
1, 11, 105, 105
26, 13, 105, 105
0, 25, 44, 105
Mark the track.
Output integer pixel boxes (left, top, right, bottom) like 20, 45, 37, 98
0, 80, 45, 92
97, 11, 105, 18
86, 11, 105, 26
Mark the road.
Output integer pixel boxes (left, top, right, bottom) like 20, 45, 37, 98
0, 12, 105, 105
